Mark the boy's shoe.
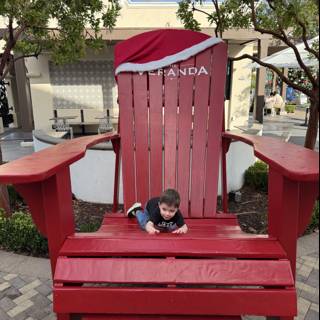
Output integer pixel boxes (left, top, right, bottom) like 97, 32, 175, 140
126, 202, 143, 218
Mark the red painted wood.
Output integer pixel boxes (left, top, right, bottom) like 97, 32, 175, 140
1, 31, 316, 319
268, 169, 300, 278
223, 132, 319, 181
94, 215, 257, 239
204, 44, 228, 217
54, 287, 297, 316
164, 64, 178, 189
176, 57, 195, 216
82, 316, 241, 320
281, 178, 300, 278
190, 49, 212, 217
0, 133, 119, 184
15, 168, 75, 275
14, 183, 47, 236
89, 230, 260, 240
118, 74, 136, 211
149, 71, 163, 198
55, 257, 293, 286
101, 215, 237, 225
133, 73, 150, 205
111, 138, 121, 212
43, 167, 75, 274
221, 138, 229, 213
60, 236, 286, 258
268, 169, 283, 238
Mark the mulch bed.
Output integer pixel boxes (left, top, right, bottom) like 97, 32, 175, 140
227, 186, 268, 234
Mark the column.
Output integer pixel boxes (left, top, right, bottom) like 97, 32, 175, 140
13, 54, 34, 131
254, 39, 269, 123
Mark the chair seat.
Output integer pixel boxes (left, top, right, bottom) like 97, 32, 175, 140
81, 315, 242, 320
55, 215, 296, 318
60, 215, 287, 259
98, 215, 263, 239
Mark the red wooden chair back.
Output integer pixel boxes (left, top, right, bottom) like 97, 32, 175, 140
118, 42, 228, 218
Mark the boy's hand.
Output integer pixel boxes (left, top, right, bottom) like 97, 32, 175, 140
145, 221, 160, 235
172, 224, 188, 234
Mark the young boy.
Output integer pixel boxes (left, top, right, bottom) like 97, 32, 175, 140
126, 189, 188, 235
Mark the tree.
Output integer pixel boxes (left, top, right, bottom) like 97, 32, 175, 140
0, 0, 121, 80
0, 0, 121, 213
177, 0, 319, 150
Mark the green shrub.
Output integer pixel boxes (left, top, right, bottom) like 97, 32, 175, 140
0, 208, 102, 256
305, 201, 319, 234
0, 211, 48, 256
285, 104, 296, 113
244, 161, 269, 192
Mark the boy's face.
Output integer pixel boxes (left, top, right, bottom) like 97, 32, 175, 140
158, 202, 178, 220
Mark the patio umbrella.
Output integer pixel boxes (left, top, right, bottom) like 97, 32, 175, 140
252, 36, 319, 69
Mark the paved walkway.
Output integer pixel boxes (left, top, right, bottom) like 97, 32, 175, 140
262, 109, 319, 150
0, 232, 318, 319
0, 130, 34, 162
235, 108, 319, 150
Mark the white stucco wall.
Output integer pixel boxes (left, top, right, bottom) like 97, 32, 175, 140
227, 44, 255, 130
34, 134, 255, 204
33, 135, 124, 204
116, 0, 214, 29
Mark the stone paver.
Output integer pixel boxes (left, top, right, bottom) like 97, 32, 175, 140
296, 232, 319, 320
0, 232, 318, 319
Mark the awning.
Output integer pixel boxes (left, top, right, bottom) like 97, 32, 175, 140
253, 36, 318, 69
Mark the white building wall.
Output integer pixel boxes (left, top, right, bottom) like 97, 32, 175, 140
228, 44, 255, 130
116, 0, 214, 30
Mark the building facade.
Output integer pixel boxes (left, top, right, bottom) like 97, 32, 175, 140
2, 0, 271, 133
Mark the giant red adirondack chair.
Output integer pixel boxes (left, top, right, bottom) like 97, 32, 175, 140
0, 29, 319, 320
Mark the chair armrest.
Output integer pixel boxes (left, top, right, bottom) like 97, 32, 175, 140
0, 132, 120, 184
223, 132, 319, 182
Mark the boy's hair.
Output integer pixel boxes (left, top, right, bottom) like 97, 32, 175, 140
159, 189, 180, 208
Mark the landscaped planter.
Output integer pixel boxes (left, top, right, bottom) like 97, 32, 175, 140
285, 104, 296, 113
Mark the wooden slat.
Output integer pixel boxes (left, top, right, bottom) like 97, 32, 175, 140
118, 74, 136, 211
82, 230, 258, 240
82, 315, 241, 320
177, 57, 195, 216
55, 258, 294, 286
101, 216, 238, 226
149, 72, 163, 198
133, 73, 149, 205
164, 65, 179, 189
190, 49, 212, 217
204, 44, 228, 217
54, 287, 297, 316
60, 237, 287, 259
96, 224, 242, 232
